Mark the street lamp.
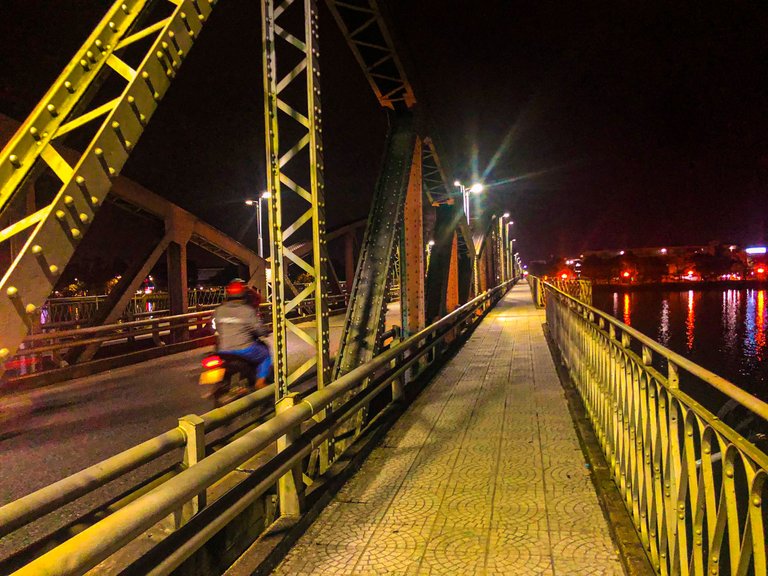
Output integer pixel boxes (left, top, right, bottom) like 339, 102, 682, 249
245, 191, 272, 258
453, 180, 484, 224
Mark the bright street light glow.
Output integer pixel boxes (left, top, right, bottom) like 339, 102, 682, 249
453, 180, 461, 187
502, 212, 510, 218
261, 191, 272, 199
746, 246, 767, 255
469, 183, 484, 193
428, 239, 435, 246
245, 199, 255, 206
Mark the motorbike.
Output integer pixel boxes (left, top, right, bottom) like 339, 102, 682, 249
199, 352, 262, 406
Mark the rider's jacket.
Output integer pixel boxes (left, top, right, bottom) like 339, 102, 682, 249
213, 300, 268, 351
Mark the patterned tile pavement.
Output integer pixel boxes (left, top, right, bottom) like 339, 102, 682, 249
272, 284, 625, 575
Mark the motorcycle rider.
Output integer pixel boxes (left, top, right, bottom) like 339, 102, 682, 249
214, 279, 272, 388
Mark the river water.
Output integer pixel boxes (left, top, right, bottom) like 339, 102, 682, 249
592, 288, 768, 408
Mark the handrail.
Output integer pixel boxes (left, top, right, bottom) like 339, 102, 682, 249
540, 277, 768, 576
1, 281, 514, 575
542, 279, 768, 423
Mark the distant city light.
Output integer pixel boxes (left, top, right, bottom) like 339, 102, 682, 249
561, 273, 568, 280
687, 270, 694, 276
619, 250, 625, 255
622, 271, 630, 278
746, 246, 767, 255
428, 239, 435, 246
469, 183, 484, 193
660, 248, 667, 254
758, 267, 766, 274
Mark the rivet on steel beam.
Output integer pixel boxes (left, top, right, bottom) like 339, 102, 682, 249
47, 104, 58, 116
80, 59, 90, 70
91, 196, 100, 206
31, 245, 42, 255
180, 12, 195, 36
64, 195, 74, 206
71, 228, 82, 239
108, 21, 118, 33
55, 210, 66, 220
64, 81, 75, 93
7, 286, 19, 298
141, 71, 160, 101
29, 127, 42, 141
127, 96, 147, 126
95, 39, 105, 52
86, 50, 97, 63
0, 348, 9, 360
79, 213, 89, 223
9, 154, 21, 168
168, 32, 183, 57
112, 121, 131, 150
25, 303, 37, 315
94, 148, 114, 177
49, 264, 59, 275
121, 3, 130, 14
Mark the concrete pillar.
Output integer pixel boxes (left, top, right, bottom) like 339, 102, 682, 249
166, 207, 194, 343
402, 139, 425, 336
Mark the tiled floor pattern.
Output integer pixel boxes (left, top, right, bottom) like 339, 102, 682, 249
272, 285, 624, 575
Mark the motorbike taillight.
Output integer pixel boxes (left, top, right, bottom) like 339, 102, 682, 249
202, 355, 223, 369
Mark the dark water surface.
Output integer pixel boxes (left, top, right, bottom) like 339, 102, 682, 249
592, 289, 768, 408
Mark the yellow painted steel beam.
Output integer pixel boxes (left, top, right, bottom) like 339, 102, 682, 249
262, 0, 331, 476
0, 0, 216, 365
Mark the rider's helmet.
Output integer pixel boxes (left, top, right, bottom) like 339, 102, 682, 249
225, 278, 248, 300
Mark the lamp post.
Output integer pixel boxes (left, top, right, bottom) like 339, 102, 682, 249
505, 220, 514, 280
245, 191, 272, 258
453, 180, 484, 224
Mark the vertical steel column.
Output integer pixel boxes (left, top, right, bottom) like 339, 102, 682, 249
401, 139, 424, 336
166, 241, 188, 343
262, 0, 331, 405
446, 233, 459, 312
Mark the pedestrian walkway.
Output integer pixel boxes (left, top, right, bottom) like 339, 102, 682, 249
272, 284, 625, 575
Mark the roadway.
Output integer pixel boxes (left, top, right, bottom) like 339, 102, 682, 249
0, 304, 402, 561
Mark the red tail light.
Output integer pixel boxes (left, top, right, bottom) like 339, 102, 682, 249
202, 356, 223, 369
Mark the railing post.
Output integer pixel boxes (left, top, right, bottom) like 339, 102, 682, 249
177, 414, 206, 526
276, 393, 303, 517
668, 360, 679, 389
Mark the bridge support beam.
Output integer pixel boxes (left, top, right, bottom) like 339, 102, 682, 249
446, 233, 459, 313
425, 203, 460, 321
401, 139, 425, 337
166, 208, 194, 343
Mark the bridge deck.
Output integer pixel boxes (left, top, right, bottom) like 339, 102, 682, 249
272, 284, 625, 575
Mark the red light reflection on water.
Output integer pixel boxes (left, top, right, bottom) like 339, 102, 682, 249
623, 293, 631, 325
757, 290, 766, 360
686, 290, 695, 351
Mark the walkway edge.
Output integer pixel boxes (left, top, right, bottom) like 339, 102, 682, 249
543, 323, 655, 576
224, 304, 494, 576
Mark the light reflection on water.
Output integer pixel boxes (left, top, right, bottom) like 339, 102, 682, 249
593, 288, 768, 404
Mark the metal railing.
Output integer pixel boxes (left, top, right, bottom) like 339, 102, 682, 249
528, 275, 592, 307
6, 294, 348, 378
0, 281, 514, 575
38, 289, 227, 331
542, 279, 768, 576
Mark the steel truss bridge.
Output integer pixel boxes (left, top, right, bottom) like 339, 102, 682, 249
0, 1, 765, 575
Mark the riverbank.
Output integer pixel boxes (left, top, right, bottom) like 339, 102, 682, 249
594, 280, 768, 292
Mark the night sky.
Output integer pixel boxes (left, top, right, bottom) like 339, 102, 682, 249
2, 0, 768, 262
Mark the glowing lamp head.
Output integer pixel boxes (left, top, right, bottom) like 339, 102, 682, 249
687, 270, 694, 276
469, 183, 484, 193
428, 240, 435, 246
503, 212, 510, 218
453, 180, 461, 187
261, 191, 272, 199
622, 271, 630, 278
245, 199, 255, 206
561, 273, 568, 280
758, 267, 766, 274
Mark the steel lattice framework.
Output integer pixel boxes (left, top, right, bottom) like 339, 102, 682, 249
261, 0, 331, 403
0, 0, 217, 366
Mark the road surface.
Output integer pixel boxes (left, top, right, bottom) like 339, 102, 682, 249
0, 304, 402, 561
